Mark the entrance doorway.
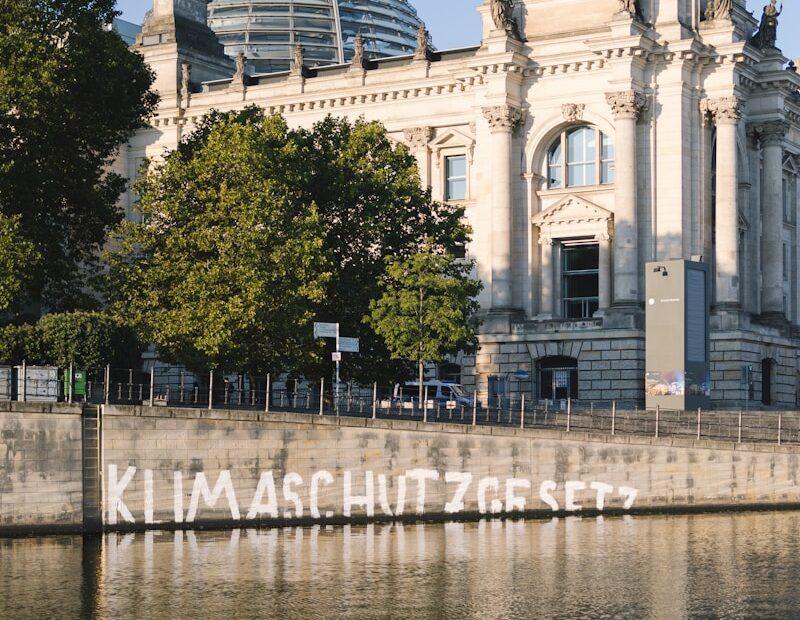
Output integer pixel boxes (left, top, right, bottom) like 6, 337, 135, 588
537, 356, 578, 400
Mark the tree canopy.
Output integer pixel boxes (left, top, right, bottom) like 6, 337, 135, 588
107, 114, 329, 374
110, 109, 473, 381
0, 0, 157, 311
0, 213, 40, 312
366, 244, 482, 401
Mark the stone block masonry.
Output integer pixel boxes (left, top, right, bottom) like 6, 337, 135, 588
7, 403, 800, 533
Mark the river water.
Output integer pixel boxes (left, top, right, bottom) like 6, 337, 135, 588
3, 512, 800, 619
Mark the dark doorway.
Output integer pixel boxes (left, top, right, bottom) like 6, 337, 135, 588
537, 356, 578, 400
762, 358, 774, 406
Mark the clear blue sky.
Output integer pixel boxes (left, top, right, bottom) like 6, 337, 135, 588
116, 1, 799, 61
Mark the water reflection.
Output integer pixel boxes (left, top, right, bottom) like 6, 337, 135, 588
4, 513, 800, 619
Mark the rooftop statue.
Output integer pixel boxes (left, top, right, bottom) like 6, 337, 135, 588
489, 0, 523, 40
704, 0, 732, 20
751, 0, 783, 49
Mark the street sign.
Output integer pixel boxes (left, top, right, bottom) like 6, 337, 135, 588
332, 352, 342, 362
314, 322, 338, 339
512, 369, 530, 380
338, 337, 360, 353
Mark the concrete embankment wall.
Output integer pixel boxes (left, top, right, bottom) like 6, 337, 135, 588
5, 403, 800, 533
0, 403, 83, 531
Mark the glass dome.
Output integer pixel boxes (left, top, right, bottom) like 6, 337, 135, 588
206, 0, 424, 75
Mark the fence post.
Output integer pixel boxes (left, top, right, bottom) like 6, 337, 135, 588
655, 405, 660, 438
566, 398, 571, 433
68, 362, 74, 405
180, 371, 185, 404
208, 370, 214, 410
149, 367, 155, 407
778, 412, 782, 446
265, 374, 271, 413
423, 385, 428, 423
372, 382, 377, 420
20, 360, 26, 403
104, 364, 110, 405
472, 392, 477, 427
696, 407, 701, 440
319, 378, 324, 416
611, 400, 616, 436
520, 394, 525, 429
738, 410, 742, 444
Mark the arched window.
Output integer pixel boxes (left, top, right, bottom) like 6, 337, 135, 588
547, 126, 615, 189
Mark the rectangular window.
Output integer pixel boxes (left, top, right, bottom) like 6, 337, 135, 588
562, 243, 599, 319
601, 133, 615, 184
784, 243, 789, 281
445, 155, 466, 201
567, 128, 596, 187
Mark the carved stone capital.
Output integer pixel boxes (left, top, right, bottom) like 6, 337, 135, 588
538, 235, 554, 247
754, 120, 789, 147
403, 127, 433, 150
561, 103, 585, 123
482, 105, 524, 132
595, 231, 613, 242
605, 91, 647, 120
703, 96, 743, 124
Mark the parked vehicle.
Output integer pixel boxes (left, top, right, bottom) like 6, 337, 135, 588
395, 380, 475, 408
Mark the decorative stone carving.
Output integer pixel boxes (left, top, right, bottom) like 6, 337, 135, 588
538, 235, 554, 246
704, 0, 732, 20
753, 120, 789, 146
351, 34, 365, 69
180, 62, 191, 109
291, 45, 304, 77
403, 127, 433, 150
751, 0, 783, 49
482, 105, 524, 132
561, 103, 585, 122
703, 96, 743, 123
231, 52, 246, 89
414, 24, 430, 61
605, 91, 647, 120
489, 0, 523, 41
616, 0, 640, 18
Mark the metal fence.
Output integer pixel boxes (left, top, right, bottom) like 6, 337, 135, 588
3, 364, 800, 446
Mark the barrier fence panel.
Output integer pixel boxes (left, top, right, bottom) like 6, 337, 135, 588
5, 362, 800, 446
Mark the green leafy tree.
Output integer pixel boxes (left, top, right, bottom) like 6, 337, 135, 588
0, 0, 157, 310
367, 244, 482, 403
0, 213, 40, 313
107, 115, 329, 374
128, 108, 470, 383
289, 116, 470, 384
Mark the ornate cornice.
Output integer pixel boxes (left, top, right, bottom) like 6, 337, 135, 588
605, 91, 647, 120
403, 126, 433, 150
701, 96, 743, 124
482, 105, 524, 132
561, 103, 585, 123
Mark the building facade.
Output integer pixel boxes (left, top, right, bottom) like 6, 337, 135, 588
124, 0, 800, 408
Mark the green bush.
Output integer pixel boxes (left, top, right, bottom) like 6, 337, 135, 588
0, 312, 142, 370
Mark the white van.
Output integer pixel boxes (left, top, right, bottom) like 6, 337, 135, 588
396, 380, 473, 407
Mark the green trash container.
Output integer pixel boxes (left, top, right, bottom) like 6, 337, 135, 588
63, 368, 87, 397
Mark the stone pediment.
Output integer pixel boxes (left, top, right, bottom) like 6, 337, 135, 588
430, 128, 476, 164
532, 194, 614, 240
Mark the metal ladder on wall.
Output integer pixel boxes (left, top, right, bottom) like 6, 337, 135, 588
81, 404, 102, 533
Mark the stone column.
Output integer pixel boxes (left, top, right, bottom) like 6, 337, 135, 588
606, 91, 646, 306
482, 105, 523, 310
403, 127, 433, 188
758, 120, 789, 316
596, 232, 613, 312
539, 236, 554, 318
706, 97, 743, 307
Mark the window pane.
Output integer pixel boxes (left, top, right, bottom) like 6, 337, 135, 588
445, 155, 466, 201
447, 155, 466, 178
548, 141, 562, 189
601, 133, 615, 184
566, 127, 596, 187
562, 244, 599, 319
564, 246, 598, 271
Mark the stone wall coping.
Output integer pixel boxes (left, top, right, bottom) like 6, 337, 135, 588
1, 402, 83, 415
102, 404, 800, 457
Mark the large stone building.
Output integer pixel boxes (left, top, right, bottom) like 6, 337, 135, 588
123, 0, 800, 408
